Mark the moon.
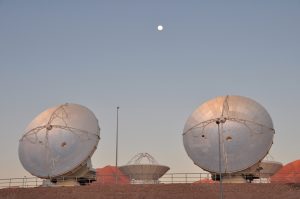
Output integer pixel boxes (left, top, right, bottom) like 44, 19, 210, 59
157, 25, 163, 31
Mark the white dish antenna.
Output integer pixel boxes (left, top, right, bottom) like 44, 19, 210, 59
183, 95, 275, 174
119, 153, 170, 184
18, 103, 100, 179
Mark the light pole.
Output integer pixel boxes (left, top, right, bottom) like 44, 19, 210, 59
115, 106, 119, 184
216, 117, 225, 199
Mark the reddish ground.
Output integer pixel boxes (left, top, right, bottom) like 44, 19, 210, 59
193, 178, 216, 184
1, 183, 300, 199
271, 160, 300, 183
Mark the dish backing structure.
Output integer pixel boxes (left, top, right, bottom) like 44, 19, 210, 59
119, 153, 170, 184
183, 95, 275, 183
18, 103, 100, 186
258, 160, 283, 179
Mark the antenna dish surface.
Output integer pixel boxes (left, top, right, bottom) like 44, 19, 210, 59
119, 153, 170, 183
183, 96, 274, 174
18, 103, 100, 178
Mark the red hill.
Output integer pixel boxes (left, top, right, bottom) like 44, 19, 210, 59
271, 160, 300, 183
93, 165, 130, 184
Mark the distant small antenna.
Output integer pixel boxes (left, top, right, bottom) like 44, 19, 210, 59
119, 153, 169, 184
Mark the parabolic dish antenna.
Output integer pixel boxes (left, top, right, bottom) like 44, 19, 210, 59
183, 95, 275, 174
119, 153, 170, 184
19, 103, 100, 179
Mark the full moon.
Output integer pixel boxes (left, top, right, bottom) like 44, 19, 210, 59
157, 25, 163, 31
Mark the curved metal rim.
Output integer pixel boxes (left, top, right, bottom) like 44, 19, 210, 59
261, 160, 283, 165
120, 165, 170, 169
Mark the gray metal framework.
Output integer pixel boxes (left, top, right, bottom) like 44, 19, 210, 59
126, 153, 159, 165
2, 172, 292, 188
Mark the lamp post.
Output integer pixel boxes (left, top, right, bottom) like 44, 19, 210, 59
115, 106, 120, 184
216, 117, 225, 199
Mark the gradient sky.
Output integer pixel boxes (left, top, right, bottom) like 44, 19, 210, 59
0, 1, 299, 179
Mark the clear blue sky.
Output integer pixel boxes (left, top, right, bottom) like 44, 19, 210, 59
0, 1, 299, 178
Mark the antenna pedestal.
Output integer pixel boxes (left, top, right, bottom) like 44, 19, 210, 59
51, 158, 96, 186
221, 174, 247, 183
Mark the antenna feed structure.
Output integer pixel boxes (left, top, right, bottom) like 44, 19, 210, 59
46, 124, 53, 131
216, 117, 226, 125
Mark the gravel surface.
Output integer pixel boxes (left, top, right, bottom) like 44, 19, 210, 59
1, 183, 300, 199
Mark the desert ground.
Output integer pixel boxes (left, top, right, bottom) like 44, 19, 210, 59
1, 183, 300, 199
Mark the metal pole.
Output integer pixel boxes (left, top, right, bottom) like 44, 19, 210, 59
115, 106, 119, 184
216, 120, 224, 199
